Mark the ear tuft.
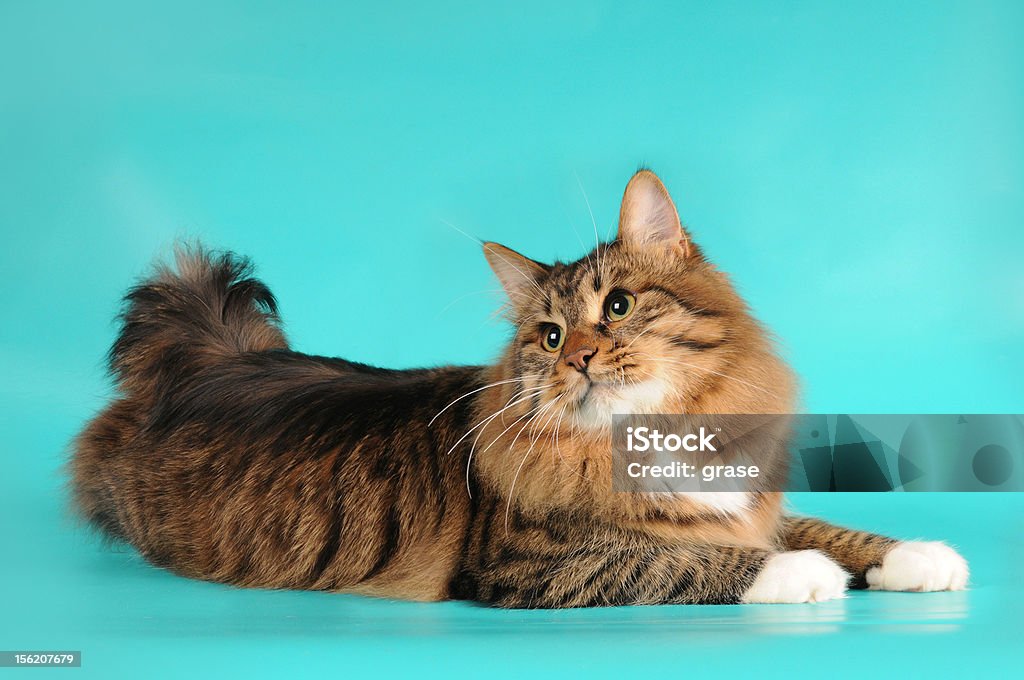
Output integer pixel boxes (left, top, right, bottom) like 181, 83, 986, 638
617, 170, 691, 256
482, 242, 547, 307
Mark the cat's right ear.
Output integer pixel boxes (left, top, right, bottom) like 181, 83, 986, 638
483, 242, 547, 308
617, 169, 694, 258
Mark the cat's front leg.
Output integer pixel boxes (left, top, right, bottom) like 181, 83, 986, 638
780, 516, 969, 592
461, 526, 849, 607
865, 541, 969, 592
740, 550, 849, 604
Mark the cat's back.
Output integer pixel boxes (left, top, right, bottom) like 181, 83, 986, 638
72, 347, 486, 589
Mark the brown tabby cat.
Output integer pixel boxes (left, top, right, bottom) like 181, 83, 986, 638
71, 170, 968, 607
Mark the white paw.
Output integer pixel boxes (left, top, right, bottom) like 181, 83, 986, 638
742, 550, 849, 604
866, 541, 969, 592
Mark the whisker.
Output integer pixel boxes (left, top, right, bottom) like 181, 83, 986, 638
429, 375, 543, 426
552, 403, 588, 482
622, 325, 656, 350
441, 218, 549, 308
504, 392, 555, 456
483, 243, 549, 301
503, 395, 564, 534
574, 170, 606, 284
631, 353, 779, 398
561, 203, 598, 281
434, 288, 504, 319
439, 217, 483, 246
511, 313, 540, 336
478, 387, 554, 457
466, 399, 547, 497
444, 384, 552, 456
630, 364, 687, 404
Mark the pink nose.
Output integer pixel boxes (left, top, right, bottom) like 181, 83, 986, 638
564, 347, 596, 372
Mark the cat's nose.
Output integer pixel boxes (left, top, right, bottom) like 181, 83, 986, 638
564, 347, 596, 372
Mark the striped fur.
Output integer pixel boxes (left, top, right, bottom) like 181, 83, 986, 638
71, 170, 935, 607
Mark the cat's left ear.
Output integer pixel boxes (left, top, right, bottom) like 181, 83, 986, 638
483, 242, 548, 307
617, 169, 693, 258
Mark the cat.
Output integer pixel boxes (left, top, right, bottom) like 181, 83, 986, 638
71, 169, 968, 606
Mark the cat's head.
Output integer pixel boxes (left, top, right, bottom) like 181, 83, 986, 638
481, 169, 795, 436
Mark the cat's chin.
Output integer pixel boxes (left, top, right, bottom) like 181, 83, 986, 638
574, 377, 670, 430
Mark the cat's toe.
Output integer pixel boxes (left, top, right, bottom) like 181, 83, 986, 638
866, 541, 969, 592
741, 550, 849, 604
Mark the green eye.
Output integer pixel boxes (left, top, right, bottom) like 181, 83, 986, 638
541, 324, 564, 352
605, 290, 636, 321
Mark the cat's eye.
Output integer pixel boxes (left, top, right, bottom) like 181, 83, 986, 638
540, 324, 564, 352
604, 290, 636, 322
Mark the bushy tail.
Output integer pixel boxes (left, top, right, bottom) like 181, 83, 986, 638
109, 244, 288, 397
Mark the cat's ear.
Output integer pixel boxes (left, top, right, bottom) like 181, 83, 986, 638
617, 169, 693, 257
483, 242, 547, 307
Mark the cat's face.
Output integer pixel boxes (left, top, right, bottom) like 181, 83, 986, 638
485, 170, 792, 433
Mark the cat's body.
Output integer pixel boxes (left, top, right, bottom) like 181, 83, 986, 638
72, 170, 968, 606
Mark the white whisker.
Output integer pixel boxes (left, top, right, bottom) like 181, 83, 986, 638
622, 325, 656, 350
574, 170, 606, 284
631, 352, 778, 398
561, 203, 598, 280
466, 399, 547, 497
444, 384, 552, 456
552, 403, 588, 482
503, 395, 564, 534
429, 375, 542, 426
483, 244, 549, 301
439, 218, 483, 246
435, 288, 504, 319
441, 217, 548, 308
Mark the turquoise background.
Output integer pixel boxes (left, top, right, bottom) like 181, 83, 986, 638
1, 1, 1022, 677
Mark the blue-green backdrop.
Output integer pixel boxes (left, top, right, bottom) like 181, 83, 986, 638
1, 1, 1022, 678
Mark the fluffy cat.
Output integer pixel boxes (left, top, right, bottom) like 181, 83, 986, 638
71, 169, 967, 606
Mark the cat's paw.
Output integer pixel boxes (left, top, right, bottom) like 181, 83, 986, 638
741, 550, 849, 604
866, 541, 969, 592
